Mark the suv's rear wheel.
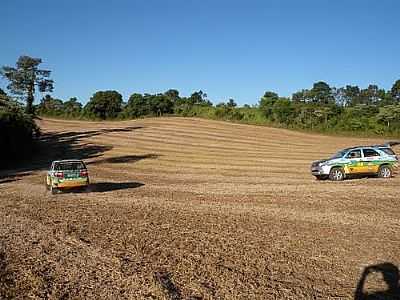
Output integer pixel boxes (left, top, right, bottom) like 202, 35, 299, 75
378, 165, 392, 178
329, 167, 345, 181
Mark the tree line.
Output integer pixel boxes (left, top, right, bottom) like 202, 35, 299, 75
35, 89, 213, 119
2, 55, 400, 153
258, 81, 400, 133
33, 79, 400, 135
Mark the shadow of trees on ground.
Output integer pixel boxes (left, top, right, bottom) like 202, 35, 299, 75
88, 154, 159, 165
0, 125, 145, 183
0, 172, 32, 184
41, 126, 143, 144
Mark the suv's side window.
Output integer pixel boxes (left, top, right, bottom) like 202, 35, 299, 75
346, 150, 362, 159
380, 147, 395, 155
363, 149, 380, 158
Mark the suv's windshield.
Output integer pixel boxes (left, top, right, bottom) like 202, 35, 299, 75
330, 150, 347, 160
54, 162, 85, 171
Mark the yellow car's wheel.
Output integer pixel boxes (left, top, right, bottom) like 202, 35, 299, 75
50, 183, 58, 195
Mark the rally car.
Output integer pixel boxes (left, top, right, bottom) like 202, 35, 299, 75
46, 159, 89, 194
311, 144, 398, 181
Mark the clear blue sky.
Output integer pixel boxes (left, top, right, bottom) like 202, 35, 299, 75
1, 0, 399, 105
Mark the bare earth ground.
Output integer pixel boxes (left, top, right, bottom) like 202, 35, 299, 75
0, 117, 399, 299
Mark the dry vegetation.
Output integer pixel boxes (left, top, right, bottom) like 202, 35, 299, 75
1, 117, 399, 299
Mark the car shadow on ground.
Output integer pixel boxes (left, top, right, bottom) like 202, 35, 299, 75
354, 262, 400, 299
89, 182, 145, 193
60, 182, 145, 194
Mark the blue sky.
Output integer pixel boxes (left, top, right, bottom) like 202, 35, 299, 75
1, 0, 399, 105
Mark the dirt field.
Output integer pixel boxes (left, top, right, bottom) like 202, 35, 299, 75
1, 117, 399, 299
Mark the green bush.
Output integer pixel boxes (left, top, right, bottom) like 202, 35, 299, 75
0, 100, 39, 168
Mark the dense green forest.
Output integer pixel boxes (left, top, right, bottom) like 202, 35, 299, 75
35, 79, 400, 136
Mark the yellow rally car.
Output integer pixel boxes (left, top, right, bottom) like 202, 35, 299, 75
46, 159, 89, 194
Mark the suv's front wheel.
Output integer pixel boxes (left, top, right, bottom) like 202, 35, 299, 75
378, 165, 392, 179
329, 167, 345, 181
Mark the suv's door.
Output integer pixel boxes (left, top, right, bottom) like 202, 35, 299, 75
345, 149, 363, 174
362, 148, 381, 173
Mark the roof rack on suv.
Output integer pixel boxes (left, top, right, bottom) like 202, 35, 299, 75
341, 143, 398, 152
343, 145, 377, 150
359, 142, 399, 148
387, 141, 400, 146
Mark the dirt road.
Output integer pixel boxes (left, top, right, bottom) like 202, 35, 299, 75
1, 117, 399, 299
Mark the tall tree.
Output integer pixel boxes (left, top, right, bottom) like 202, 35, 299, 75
164, 89, 180, 103
147, 94, 174, 116
125, 93, 149, 117
377, 105, 400, 129
84, 90, 123, 119
292, 89, 310, 103
332, 87, 347, 107
309, 81, 334, 104
271, 98, 293, 123
63, 97, 82, 115
343, 85, 361, 106
391, 79, 400, 102
1, 55, 54, 114
259, 91, 279, 117
37, 94, 64, 115
189, 90, 211, 106
380, 91, 396, 106
227, 98, 237, 108
358, 85, 385, 105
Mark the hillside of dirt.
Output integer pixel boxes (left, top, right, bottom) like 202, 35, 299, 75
1, 117, 399, 299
